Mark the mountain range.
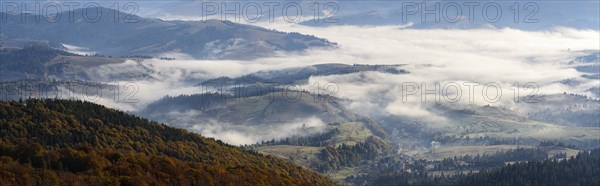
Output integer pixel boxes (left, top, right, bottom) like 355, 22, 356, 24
0, 7, 335, 59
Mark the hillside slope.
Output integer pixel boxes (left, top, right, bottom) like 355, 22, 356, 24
0, 99, 336, 185
0, 46, 154, 81
141, 90, 388, 145
143, 91, 357, 126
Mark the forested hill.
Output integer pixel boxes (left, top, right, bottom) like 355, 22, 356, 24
372, 149, 600, 186
0, 45, 77, 80
455, 149, 600, 186
0, 99, 336, 185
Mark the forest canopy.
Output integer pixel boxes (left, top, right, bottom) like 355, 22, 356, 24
0, 99, 335, 186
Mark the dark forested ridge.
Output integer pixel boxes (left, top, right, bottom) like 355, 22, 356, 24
0, 99, 335, 185
455, 149, 600, 186
0, 45, 77, 80
371, 149, 600, 186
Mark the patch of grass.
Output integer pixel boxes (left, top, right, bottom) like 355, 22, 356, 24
325, 122, 374, 146
326, 166, 359, 181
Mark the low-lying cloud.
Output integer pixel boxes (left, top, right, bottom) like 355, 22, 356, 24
82, 23, 599, 144
159, 110, 328, 145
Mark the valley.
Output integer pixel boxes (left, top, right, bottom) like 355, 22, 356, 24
0, 4, 599, 186
1, 44, 598, 184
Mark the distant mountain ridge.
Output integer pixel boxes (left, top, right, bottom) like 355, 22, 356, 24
0, 45, 152, 81
198, 63, 407, 86
0, 7, 335, 59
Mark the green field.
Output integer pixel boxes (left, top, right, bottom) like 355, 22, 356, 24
406, 144, 581, 161
326, 167, 359, 181
406, 145, 535, 160
325, 122, 375, 146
